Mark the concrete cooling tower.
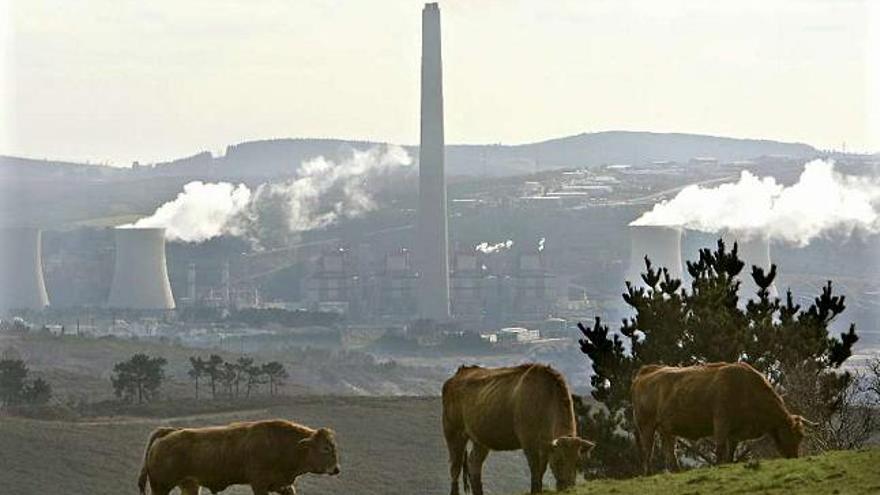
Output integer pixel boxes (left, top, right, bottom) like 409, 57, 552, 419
626, 225, 684, 288
721, 232, 778, 299
0, 228, 50, 311
108, 228, 175, 309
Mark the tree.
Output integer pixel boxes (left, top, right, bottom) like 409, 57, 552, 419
0, 359, 29, 406
22, 378, 52, 405
188, 356, 206, 399
576, 239, 860, 477
204, 354, 225, 399
220, 362, 237, 398
262, 361, 288, 396
111, 353, 167, 404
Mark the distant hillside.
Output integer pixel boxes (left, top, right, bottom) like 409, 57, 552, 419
1, 131, 819, 181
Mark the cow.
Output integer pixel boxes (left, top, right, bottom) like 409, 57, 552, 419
137, 419, 340, 495
442, 363, 595, 495
631, 362, 815, 474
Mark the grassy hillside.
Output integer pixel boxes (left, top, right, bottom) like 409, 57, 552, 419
0, 396, 529, 495
563, 448, 880, 495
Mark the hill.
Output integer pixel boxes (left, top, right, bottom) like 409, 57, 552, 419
558, 448, 880, 495
1, 131, 819, 181
0, 396, 529, 495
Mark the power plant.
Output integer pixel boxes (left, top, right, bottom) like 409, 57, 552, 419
626, 225, 684, 288
416, 2, 451, 320
722, 231, 778, 299
0, 228, 50, 311
107, 228, 176, 310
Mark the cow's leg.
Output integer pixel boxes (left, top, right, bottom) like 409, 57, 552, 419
251, 484, 270, 495
637, 422, 657, 475
523, 446, 548, 494
179, 479, 201, 495
444, 428, 468, 495
659, 433, 679, 472
467, 443, 490, 495
713, 417, 732, 464
149, 480, 172, 495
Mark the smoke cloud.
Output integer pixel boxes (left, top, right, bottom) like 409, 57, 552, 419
125, 145, 412, 246
475, 240, 513, 254
631, 160, 880, 246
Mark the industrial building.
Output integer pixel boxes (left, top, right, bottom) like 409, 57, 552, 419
626, 225, 684, 288
107, 228, 176, 310
416, 2, 451, 321
0, 227, 50, 311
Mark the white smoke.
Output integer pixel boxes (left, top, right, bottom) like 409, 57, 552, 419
475, 240, 513, 254
124, 181, 251, 243
125, 145, 412, 245
630, 160, 880, 246
537, 237, 546, 252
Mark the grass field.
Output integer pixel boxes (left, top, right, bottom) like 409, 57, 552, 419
0, 396, 530, 495
560, 448, 880, 495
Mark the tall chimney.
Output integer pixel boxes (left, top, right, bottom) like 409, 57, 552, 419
417, 2, 450, 320
626, 225, 684, 288
107, 228, 176, 310
187, 262, 197, 305
0, 228, 50, 311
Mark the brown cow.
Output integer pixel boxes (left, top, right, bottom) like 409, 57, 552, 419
137, 419, 340, 495
442, 363, 595, 495
631, 362, 814, 473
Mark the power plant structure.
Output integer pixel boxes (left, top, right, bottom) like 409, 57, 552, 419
721, 231, 778, 299
107, 228, 176, 310
0, 227, 50, 311
626, 225, 684, 288
416, 2, 451, 320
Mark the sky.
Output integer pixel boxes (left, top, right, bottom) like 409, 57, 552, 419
0, 0, 877, 166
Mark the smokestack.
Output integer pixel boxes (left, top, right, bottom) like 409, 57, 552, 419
417, 2, 450, 320
626, 225, 684, 288
0, 228, 50, 311
222, 260, 231, 308
187, 262, 196, 305
721, 232, 778, 299
108, 228, 176, 309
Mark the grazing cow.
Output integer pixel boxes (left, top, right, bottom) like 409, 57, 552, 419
138, 419, 340, 495
631, 362, 814, 473
442, 363, 595, 495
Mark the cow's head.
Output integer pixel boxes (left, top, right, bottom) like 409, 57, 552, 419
548, 436, 595, 491
298, 427, 340, 476
774, 414, 813, 458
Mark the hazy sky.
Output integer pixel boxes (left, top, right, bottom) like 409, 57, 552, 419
1, 0, 877, 165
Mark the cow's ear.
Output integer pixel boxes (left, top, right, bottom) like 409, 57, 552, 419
298, 437, 313, 450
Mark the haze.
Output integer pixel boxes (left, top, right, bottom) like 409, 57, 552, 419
1, 0, 877, 165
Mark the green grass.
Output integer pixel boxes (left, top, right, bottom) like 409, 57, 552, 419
561, 448, 880, 495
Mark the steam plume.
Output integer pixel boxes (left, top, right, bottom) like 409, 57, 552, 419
125, 145, 412, 246
538, 237, 546, 252
631, 160, 880, 246
475, 240, 513, 254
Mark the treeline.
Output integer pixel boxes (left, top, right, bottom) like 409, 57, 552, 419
188, 355, 288, 399
109, 353, 288, 404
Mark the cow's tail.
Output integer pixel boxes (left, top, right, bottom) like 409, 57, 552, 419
461, 446, 471, 494
138, 427, 178, 495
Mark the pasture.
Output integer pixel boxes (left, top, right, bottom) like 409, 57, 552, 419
561, 448, 880, 495
0, 396, 529, 495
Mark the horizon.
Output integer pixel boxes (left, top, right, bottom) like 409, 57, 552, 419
2, 0, 878, 165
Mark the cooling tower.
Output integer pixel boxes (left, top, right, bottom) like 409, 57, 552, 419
107, 228, 176, 309
721, 232, 778, 299
0, 228, 50, 311
416, 2, 451, 320
626, 225, 684, 288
